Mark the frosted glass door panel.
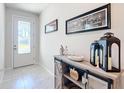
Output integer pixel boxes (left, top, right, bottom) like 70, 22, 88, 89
18, 21, 31, 54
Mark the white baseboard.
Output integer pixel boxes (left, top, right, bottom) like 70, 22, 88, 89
4, 67, 13, 71
34, 62, 39, 65
5, 62, 39, 70
39, 64, 54, 76
0, 69, 4, 83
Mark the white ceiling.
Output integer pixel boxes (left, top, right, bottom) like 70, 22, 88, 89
5, 3, 49, 14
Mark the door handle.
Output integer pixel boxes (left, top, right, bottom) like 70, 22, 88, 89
13, 45, 17, 50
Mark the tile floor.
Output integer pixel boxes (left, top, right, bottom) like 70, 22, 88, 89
0, 65, 54, 89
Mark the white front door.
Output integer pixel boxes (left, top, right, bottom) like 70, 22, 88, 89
13, 16, 35, 68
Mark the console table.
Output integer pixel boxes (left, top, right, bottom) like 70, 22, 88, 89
54, 55, 122, 89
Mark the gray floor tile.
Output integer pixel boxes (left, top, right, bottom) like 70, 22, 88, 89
0, 65, 54, 89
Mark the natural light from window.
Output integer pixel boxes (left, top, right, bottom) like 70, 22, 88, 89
18, 21, 31, 54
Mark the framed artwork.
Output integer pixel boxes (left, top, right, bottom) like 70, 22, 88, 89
66, 4, 111, 34
45, 19, 58, 33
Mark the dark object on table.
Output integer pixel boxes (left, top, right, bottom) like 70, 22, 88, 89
90, 32, 121, 72
98, 32, 120, 72
90, 40, 99, 66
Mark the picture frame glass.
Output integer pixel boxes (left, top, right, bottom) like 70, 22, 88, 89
66, 4, 110, 34
45, 19, 58, 33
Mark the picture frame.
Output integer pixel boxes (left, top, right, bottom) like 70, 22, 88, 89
45, 19, 58, 33
66, 4, 111, 34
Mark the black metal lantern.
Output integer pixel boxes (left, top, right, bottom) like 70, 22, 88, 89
90, 41, 99, 66
98, 32, 121, 72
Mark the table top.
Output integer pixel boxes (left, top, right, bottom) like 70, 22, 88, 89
54, 55, 122, 80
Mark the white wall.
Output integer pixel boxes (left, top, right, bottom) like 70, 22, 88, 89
5, 8, 40, 69
0, 4, 5, 70
39, 3, 124, 75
